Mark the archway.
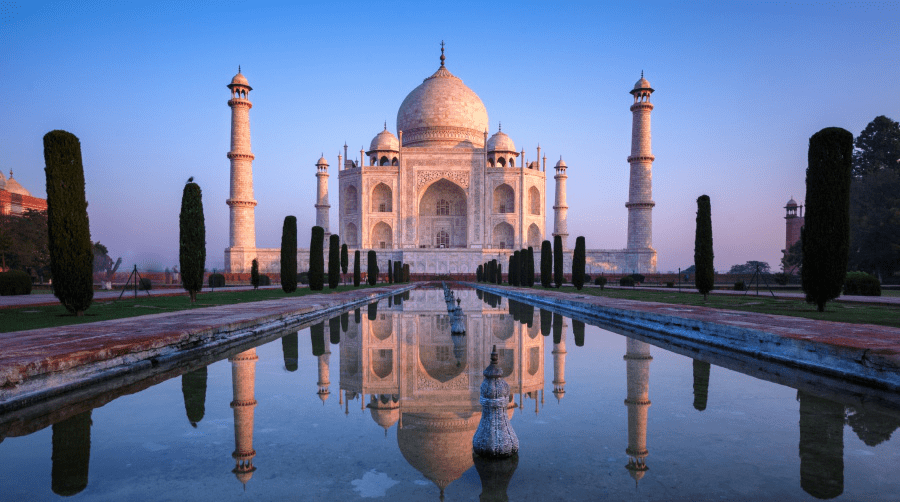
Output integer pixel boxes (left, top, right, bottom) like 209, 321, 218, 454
527, 223, 541, 248
345, 185, 358, 212
372, 222, 392, 249
418, 178, 467, 248
529, 186, 540, 215
345, 222, 359, 247
493, 222, 514, 249
372, 183, 392, 212
493, 184, 514, 214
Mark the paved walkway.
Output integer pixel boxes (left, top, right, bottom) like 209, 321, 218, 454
595, 284, 900, 305
0, 284, 287, 309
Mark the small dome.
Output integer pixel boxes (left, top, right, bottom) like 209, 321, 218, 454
5, 175, 31, 197
786, 197, 798, 207
369, 405, 400, 430
486, 130, 516, 152
316, 156, 329, 166
230, 71, 250, 88
634, 77, 651, 90
369, 128, 399, 152
554, 158, 567, 169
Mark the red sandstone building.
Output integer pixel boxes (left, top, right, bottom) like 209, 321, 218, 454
783, 197, 804, 272
0, 170, 47, 215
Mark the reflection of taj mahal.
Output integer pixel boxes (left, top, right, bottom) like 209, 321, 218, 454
224, 46, 658, 274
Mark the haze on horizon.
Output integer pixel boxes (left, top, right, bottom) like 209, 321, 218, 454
2, 1, 898, 273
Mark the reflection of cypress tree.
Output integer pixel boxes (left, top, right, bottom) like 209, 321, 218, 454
692, 360, 710, 411
393, 293, 403, 306
329, 316, 341, 344
51, 410, 92, 497
477, 289, 484, 300
473, 453, 518, 502
540, 309, 552, 336
281, 333, 298, 372
182, 367, 208, 425
368, 301, 378, 321
310, 322, 326, 357
523, 303, 534, 328
341, 312, 349, 333
572, 320, 585, 347
507, 299, 521, 323
798, 391, 844, 500
552, 313, 563, 344
846, 406, 900, 447
354, 308, 361, 324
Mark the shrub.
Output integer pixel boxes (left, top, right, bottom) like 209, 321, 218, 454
297, 271, 309, 285
208, 273, 225, 288
594, 276, 607, 289
583, 274, 591, 283
44, 130, 94, 315
843, 271, 881, 296
138, 277, 152, 290
308, 226, 325, 291
620, 276, 635, 287
281, 217, 298, 293
666, 281, 674, 288
0, 270, 33, 295
733, 281, 747, 291
258, 274, 271, 286
774, 272, 789, 286
629, 273, 645, 283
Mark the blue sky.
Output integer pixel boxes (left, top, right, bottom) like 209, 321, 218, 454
2, 0, 898, 272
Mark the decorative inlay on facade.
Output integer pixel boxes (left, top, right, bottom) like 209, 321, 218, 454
416, 170, 470, 189
416, 371, 469, 390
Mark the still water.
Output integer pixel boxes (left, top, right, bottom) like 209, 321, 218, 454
1, 288, 899, 501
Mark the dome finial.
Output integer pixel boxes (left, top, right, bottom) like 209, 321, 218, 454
498, 121, 501, 132
641, 69, 643, 79
440, 40, 445, 67
8, 168, 12, 178
384, 121, 387, 131
238, 65, 241, 74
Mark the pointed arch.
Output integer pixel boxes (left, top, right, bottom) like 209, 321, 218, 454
344, 185, 358, 212
493, 184, 514, 214
493, 222, 514, 249
345, 222, 359, 247
371, 183, 392, 212
529, 186, 541, 215
372, 221, 392, 249
527, 223, 541, 248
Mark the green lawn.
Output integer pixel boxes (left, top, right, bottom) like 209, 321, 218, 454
513, 285, 900, 329
0, 285, 383, 333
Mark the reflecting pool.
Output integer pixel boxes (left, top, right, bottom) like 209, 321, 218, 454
1, 287, 899, 501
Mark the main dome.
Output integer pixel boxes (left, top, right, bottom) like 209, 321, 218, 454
396, 63, 488, 148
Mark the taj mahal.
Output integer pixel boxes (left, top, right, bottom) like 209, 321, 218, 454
224, 46, 657, 276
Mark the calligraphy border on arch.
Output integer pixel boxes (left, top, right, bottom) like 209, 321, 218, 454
416, 170, 470, 190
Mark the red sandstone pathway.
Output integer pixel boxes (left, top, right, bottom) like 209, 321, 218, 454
0, 284, 286, 309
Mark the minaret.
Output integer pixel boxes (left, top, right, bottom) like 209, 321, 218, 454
624, 338, 652, 483
226, 68, 257, 272
230, 348, 258, 487
552, 157, 569, 251
552, 320, 567, 402
626, 73, 656, 272
783, 197, 804, 259
315, 155, 331, 242
317, 343, 331, 403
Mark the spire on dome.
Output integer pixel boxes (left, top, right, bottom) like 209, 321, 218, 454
239, 65, 241, 73
440, 40, 445, 67
498, 122, 501, 132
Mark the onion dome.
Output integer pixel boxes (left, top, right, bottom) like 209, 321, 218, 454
786, 197, 798, 207
396, 45, 489, 148
554, 157, 567, 169
5, 171, 31, 196
316, 155, 329, 167
398, 412, 481, 493
229, 68, 251, 89
369, 125, 400, 152
368, 395, 400, 432
630, 71, 654, 95
486, 129, 516, 153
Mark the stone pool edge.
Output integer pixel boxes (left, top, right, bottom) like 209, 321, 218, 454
0, 285, 417, 412
471, 283, 900, 390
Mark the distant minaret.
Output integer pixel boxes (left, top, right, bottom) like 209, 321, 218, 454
783, 197, 804, 266
626, 73, 656, 272
624, 338, 652, 483
553, 157, 569, 250
317, 342, 331, 403
315, 155, 331, 242
230, 348, 258, 487
226, 68, 257, 272
552, 320, 568, 402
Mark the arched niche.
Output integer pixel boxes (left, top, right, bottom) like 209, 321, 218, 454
527, 223, 541, 248
493, 184, 514, 214
417, 178, 467, 248
372, 221, 392, 249
345, 185, 358, 212
345, 222, 359, 247
493, 222, 514, 249
371, 349, 393, 379
529, 186, 541, 215
493, 314, 515, 341
371, 183, 392, 212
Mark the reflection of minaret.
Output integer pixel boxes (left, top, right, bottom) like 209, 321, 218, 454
798, 391, 844, 499
318, 343, 331, 403
624, 338, 652, 483
552, 318, 567, 403
51, 411, 92, 496
230, 348, 258, 488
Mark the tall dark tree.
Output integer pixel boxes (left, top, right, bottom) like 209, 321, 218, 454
281, 216, 299, 292
526, 246, 535, 287
394, 260, 401, 284
388, 259, 393, 283
802, 127, 853, 312
341, 312, 349, 333
692, 360, 710, 411
496, 263, 502, 285
353, 250, 361, 286
852, 115, 900, 178
552, 312, 563, 344
477, 264, 483, 282
573, 236, 586, 290
367, 250, 378, 285
328, 234, 340, 289
44, 130, 93, 314
182, 367, 208, 425
178, 178, 206, 304
694, 195, 714, 300
250, 258, 260, 290
368, 300, 378, 320
510, 252, 519, 286
340, 243, 349, 282
51, 411, 92, 496
309, 226, 325, 291
541, 240, 552, 288
519, 249, 528, 287
553, 235, 563, 288
402, 263, 410, 283
281, 333, 298, 372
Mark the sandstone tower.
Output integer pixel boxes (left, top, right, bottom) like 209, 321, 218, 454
624, 338, 652, 483
553, 158, 569, 251
225, 69, 257, 272
229, 348, 258, 487
784, 197, 804, 258
315, 155, 331, 243
626, 73, 656, 273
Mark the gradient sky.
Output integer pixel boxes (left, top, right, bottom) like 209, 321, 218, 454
2, 1, 898, 273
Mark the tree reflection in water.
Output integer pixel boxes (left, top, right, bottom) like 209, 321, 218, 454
51, 410, 92, 497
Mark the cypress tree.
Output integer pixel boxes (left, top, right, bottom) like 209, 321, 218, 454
541, 240, 552, 288
368, 300, 378, 320
526, 246, 535, 287
573, 236, 586, 290
282, 216, 298, 293
553, 235, 563, 288
402, 263, 410, 283
802, 127, 854, 312
309, 226, 325, 290
367, 250, 378, 285
694, 195, 714, 300
388, 259, 393, 283
394, 260, 401, 284
353, 250, 361, 286
182, 367, 208, 425
496, 263, 502, 285
476, 264, 483, 282
520, 248, 528, 287
341, 312, 349, 332
552, 312, 563, 344
44, 130, 94, 315
328, 234, 340, 289
178, 180, 205, 304
250, 258, 260, 289
340, 243, 348, 282
510, 252, 518, 286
